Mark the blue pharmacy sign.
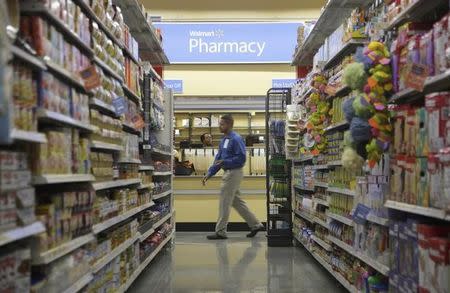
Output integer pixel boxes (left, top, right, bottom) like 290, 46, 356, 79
272, 79, 298, 88
155, 22, 308, 64
164, 80, 183, 94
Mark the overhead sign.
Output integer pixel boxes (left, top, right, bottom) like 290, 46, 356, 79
272, 79, 298, 88
165, 80, 183, 94
155, 22, 310, 64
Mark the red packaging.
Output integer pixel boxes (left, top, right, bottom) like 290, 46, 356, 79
425, 92, 450, 153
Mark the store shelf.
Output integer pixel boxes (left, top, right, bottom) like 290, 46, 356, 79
293, 155, 314, 163
139, 165, 155, 171
114, 0, 169, 65
295, 234, 358, 293
32, 233, 95, 265
123, 84, 142, 104
327, 187, 356, 197
366, 214, 389, 227
327, 212, 354, 226
153, 171, 172, 176
323, 39, 368, 70
11, 129, 47, 144
294, 185, 315, 192
291, 0, 372, 66
328, 235, 390, 276
139, 212, 172, 242
44, 59, 88, 93
62, 272, 93, 293
312, 164, 328, 170
153, 190, 172, 200
89, 98, 116, 116
311, 235, 332, 251
117, 158, 142, 164
324, 121, 349, 133
11, 45, 46, 70
152, 147, 172, 156
90, 140, 124, 152
118, 230, 174, 293
92, 201, 155, 234
390, 69, 450, 104
92, 235, 138, 273
314, 182, 328, 189
0, 222, 45, 247
92, 178, 141, 191
327, 160, 342, 167
123, 45, 140, 65
36, 109, 93, 132
93, 56, 124, 82
314, 217, 329, 229
385, 200, 450, 221
21, 2, 93, 57
138, 183, 153, 190
313, 197, 329, 207
386, 0, 448, 31
32, 174, 95, 185
294, 209, 315, 223
122, 122, 141, 135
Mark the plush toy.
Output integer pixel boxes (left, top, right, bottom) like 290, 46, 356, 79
353, 96, 375, 119
342, 146, 365, 171
343, 62, 367, 91
350, 117, 372, 143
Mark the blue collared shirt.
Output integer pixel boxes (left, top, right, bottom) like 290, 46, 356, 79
207, 131, 246, 177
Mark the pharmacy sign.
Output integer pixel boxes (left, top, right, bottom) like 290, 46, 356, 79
155, 22, 309, 64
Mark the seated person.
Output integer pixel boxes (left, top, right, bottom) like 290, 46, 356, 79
200, 133, 213, 147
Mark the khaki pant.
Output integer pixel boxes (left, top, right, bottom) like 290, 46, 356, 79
216, 168, 261, 236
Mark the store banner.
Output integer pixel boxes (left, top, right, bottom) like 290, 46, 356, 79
272, 79, 298, 88
165, 80, 183, 94
155, 22, 311, 63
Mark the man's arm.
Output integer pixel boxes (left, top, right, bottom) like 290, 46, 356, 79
222, 137, 246, 169
204, 148, 222, 184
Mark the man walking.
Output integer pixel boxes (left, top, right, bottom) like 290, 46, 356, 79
203, 114, 265, 240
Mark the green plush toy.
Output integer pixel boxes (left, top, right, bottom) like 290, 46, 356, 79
342, 146, 365, 171
343, 62, 367, 91
353, 96, 375, 118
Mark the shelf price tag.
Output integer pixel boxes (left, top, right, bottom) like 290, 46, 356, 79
405, 63, 429, 92
112, 96, 126, 116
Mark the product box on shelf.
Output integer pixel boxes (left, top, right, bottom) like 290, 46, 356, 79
0, 245, 31, 293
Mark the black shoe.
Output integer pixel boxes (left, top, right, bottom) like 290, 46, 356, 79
207, 233, 228, 240
246, 226, 265, 238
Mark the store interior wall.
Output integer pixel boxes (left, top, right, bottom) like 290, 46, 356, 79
142, 0, 324, 227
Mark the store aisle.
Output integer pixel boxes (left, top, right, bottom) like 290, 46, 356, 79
129, 232, 346, 293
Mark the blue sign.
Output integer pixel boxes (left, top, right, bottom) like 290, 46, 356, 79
165, 80, 183, 94
112, 96, 126, 116
272, 79, 298, 88
155, 22, 310, 64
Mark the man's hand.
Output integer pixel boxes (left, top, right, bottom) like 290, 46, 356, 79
202, 175, 210, 186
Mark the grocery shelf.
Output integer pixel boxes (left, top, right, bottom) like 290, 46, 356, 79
11, 45, 46, 70
62, 272, 93, 293
90, 140, 124, 152
118, 230, 174, 293
327, 160, 342, 167
152, 147, 172, 156
11, 129, 47, 144
0, 222, 45, 247
21, 2, 93, 57
327, 187, 356, 197
123, 84, 142, 104
36, 109, 93, 132
32, 233, 95, 265
117, 158, 142, 164
314, 217, 329, 229
139, 165, 155, 171
122, 122, 141, 135
385, 200, 450, 221
93, 56, 124, 82
138, 183, 153, 190
386, 0, 448, 30
114, 0, 169, 65
327, 212, 354, 226
324, 121, 349, 133
291, 0, 373, 66
389, 69, 450, 104
314, 182, 328, 189
153, 171, 173, 176
139, 212, 172, 242
295, 234, 358, 293
89, 98, 116, 116
92, 235, 138, 273
312, 164, 328, 170
33, 174, 95, 185
123, 45, 140, 65
153, 190, 172, 200
294, 209, 315, 223
293, 154, 314, 163
92, 201, 155, 234
311, 235, 332, 251
44, 59, 89, 94
323, 39, 368, 70
313, 197, 329, 207
92, 178, 141, 191
294, 185, 315, 192
366, 214, 389, 227
328, 235, 390, 276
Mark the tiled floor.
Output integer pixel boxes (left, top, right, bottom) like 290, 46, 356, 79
128, 232, 346, 293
